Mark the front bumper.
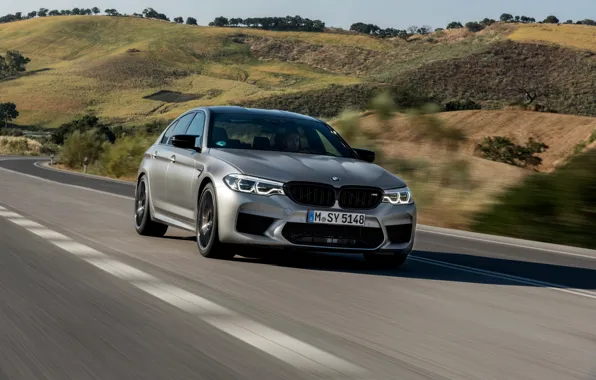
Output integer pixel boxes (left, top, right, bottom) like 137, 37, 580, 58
215, 183, 417, 254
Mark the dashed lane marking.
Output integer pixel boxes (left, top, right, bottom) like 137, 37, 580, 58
0, 207, 366, 377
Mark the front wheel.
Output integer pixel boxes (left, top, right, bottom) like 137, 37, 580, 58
364, 252, 409, 268
196, 183, 235, 260
134, 175, 168, 237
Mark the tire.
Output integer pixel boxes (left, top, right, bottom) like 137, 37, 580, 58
364, 252, 409, 269
134, 175, 169, 237
196, 183, 235, 260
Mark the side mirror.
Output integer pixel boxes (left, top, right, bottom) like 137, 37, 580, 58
171, 135, 201, 152
353, 148, 375, 163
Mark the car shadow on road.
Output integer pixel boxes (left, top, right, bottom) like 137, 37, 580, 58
233, 249, 596, 291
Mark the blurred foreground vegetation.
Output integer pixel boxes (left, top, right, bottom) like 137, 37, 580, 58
471, 149, 596, 249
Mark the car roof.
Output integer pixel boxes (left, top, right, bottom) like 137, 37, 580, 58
191, 106, 321, 123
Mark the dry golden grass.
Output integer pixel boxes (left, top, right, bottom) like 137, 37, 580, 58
0, 16, 362, 127
508, 23, 596, 51
0, 136, 42, 155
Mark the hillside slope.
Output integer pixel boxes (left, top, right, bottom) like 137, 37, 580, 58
0, 16, 372, 127
363, 110, 596, 172
1, 16, 596, 129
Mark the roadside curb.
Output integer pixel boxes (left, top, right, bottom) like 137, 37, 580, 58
36, 161, 136, 185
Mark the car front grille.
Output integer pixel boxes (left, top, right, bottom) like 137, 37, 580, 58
281, 223, 384, 249
284, 182, 383, 210
338, 187, 383, 209
284, 182, 336, 208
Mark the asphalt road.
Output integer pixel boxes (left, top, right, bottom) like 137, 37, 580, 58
1, 156, 596, 380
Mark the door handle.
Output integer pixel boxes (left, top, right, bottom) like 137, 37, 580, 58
170, 155, 176, 163
151, 150, 157, 159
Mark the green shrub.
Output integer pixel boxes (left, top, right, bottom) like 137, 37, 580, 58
471, 149, 596, 249
476, 136, 548, 168
60, 129, 109, 168
369, 91, 396, 123
98, 134, 154, 178
589, 129, 596, 144
573, 141, 587, 155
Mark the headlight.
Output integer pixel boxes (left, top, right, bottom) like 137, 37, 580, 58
382, 187, 413, 205
223, 174, 285, 196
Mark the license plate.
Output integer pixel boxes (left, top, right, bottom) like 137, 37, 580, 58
306, 210, 366, 226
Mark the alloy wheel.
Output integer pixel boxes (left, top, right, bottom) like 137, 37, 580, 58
135, 180, 147, 228
197, 190, 214, 249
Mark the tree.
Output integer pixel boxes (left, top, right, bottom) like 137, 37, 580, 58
92, 7, 100, 15
446, 21, 463, 29
500, 13, 514, 22
51, 115, 115, 145
543, 15, 559, 24
174, 17, 183, 23
396, 29, 413, 41
48, 10, 60, 16
0, 50, 31, 77
417, 25, 433, 35
476, 136, 548, 169
0, 102, 19, 129
213, 16, 229, 27
480, 18, 496, 26
186, 17, 197, 25
104, 9, 119, 16
142, 7, 169, 21
407, 25, 418, 34
27, 11, 37, 18
465, 21, 485, 32
38, 8, 49, 17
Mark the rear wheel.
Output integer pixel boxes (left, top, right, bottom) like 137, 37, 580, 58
134, 175, 168, 237
196, 183, 235, 260
364, 252, 408, 268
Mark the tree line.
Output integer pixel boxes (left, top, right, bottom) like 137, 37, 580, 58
1, 7, 594, 35
350, 13, 595, 39
206, 16, 325, 32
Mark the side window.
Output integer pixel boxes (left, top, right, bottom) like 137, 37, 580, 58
160, 120, 179, 145
185, 111, 205, 147
165, 113, 196, 145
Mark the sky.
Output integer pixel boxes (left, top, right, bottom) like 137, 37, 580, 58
1, 0, 595, 30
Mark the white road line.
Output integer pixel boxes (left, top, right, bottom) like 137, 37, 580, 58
205, 318, 365, 375
51, 241, 106, 257
0, 166, 134, 200
410, 256, 596, 300
26, 228, 70, 240
133, 282, 234, 316
0, 211, 23, 218
84, 258, 159, 281
418, 228, 596, 261
7, 218, 44, 228
0, 210, 364, 376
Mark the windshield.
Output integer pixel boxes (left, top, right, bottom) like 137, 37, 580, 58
206, 113, 356, 158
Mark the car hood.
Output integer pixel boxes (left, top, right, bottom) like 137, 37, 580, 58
209, 149, 406, 189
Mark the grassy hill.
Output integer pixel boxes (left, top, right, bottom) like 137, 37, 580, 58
3, 16, 596, 128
